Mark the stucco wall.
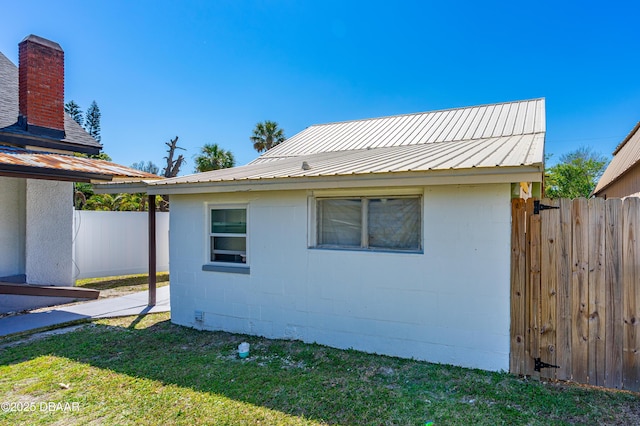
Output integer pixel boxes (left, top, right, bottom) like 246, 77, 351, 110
25, 179, 74, 286
0, 176, 26, 278
169, 183, 512, 371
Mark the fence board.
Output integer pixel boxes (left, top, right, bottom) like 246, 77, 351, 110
605, 199, 623, 389
571, 198, 590, 383
622, 197, 640, 391
555, 198, 573, 381
528, 201, 542, 378
588, 197, 606, 386
539, 198, 558, 378
511, 197, 640, 391
510, 198, 527, 375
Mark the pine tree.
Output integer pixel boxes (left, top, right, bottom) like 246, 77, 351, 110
84, 100, 101, 143
64, 100, 83, 126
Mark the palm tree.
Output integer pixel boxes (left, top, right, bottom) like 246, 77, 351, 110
194, 143, 236, 173
250, 120, 285, 153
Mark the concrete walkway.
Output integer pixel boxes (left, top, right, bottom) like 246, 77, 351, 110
0, 286, 170, 337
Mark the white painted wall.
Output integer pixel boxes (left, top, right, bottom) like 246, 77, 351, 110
25, 179, 74, 286
72, 211, 169, 279
169, 184, 512, 371
0, 177, 26, 278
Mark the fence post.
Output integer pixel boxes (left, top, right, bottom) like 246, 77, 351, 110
510, 198, 526, 375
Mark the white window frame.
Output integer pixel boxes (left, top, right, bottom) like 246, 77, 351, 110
310, 194, 423, 253
204, 204, 250, 274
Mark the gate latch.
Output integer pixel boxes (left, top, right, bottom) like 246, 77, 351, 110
534, 357, 560, 372
533, 200, 560, 215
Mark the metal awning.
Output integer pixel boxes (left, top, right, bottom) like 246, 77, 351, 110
0, 145, 160, 182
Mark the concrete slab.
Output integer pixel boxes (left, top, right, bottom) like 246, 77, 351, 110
0, 286, 170, 337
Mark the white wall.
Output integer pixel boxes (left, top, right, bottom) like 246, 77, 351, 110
169, 184, 512, 372
0, 176, 26, 278
25, 179, 74, 286
73, 211, 169, 279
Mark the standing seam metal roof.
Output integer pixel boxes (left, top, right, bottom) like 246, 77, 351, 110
151, 133, 544, 186
251, 98, 545, 163
144, 98, 545, 188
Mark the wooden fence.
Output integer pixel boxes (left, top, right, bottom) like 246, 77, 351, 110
510, 197, 640, 391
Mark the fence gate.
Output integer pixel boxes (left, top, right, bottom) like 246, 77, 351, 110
510, 197, 640, 392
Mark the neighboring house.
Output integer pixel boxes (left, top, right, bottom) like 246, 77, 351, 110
106, 98, 545, 371
0, 35, 157, 312
593, 121, 640, 198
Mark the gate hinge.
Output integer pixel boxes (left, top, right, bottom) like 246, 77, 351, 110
534, 357, 560, 372
533, 200, 560, 215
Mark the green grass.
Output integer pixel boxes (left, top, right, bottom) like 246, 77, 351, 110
75, 273, 169, 299
0, 313, 638, 425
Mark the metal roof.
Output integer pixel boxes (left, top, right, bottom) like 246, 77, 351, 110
593, 122, 640, 195
95, 98, 545, 194
150, 132, 544, 188
253, 98, 545, 163
0, 145, 160, 182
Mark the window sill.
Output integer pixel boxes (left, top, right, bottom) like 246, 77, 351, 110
202, 264, 250, 274
309, 246, 423, 255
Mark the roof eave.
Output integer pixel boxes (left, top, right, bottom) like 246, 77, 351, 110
0, 130, 101, 155
612, 121, 640, 155
0, 164, 113, 182
93, 180, 156, 194
140, 166, 543, 195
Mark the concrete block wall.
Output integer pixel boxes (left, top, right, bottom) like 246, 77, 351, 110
169, 183, 511, 371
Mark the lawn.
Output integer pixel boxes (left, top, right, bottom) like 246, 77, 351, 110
75, 273, 170, 299
0, 313, 638, 425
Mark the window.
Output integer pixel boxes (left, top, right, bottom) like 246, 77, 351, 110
316, 196, 421, 251
210, 208, 247, 264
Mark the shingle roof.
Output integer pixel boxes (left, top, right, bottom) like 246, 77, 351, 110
0, 51, 102, 154
145, 99, 545, 192
593, 122, 640, 195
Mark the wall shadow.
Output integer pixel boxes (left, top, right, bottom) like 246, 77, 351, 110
0, 316, 416, 425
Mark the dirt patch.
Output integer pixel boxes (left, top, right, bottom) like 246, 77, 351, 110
0, 324, 88, 350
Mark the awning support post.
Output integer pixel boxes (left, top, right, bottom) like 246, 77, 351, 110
148, 194, 156, 306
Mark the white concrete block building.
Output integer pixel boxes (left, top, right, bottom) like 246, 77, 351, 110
140, 99, 545, 371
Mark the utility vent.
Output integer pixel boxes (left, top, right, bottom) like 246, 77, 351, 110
194, 310, 204, 322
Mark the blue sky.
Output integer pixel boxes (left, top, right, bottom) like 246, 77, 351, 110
1, 1, 638, 172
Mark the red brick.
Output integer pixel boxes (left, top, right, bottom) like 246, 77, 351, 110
18, 36, 65, 131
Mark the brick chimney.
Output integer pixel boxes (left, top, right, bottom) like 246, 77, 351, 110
18, 35, 65, 138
